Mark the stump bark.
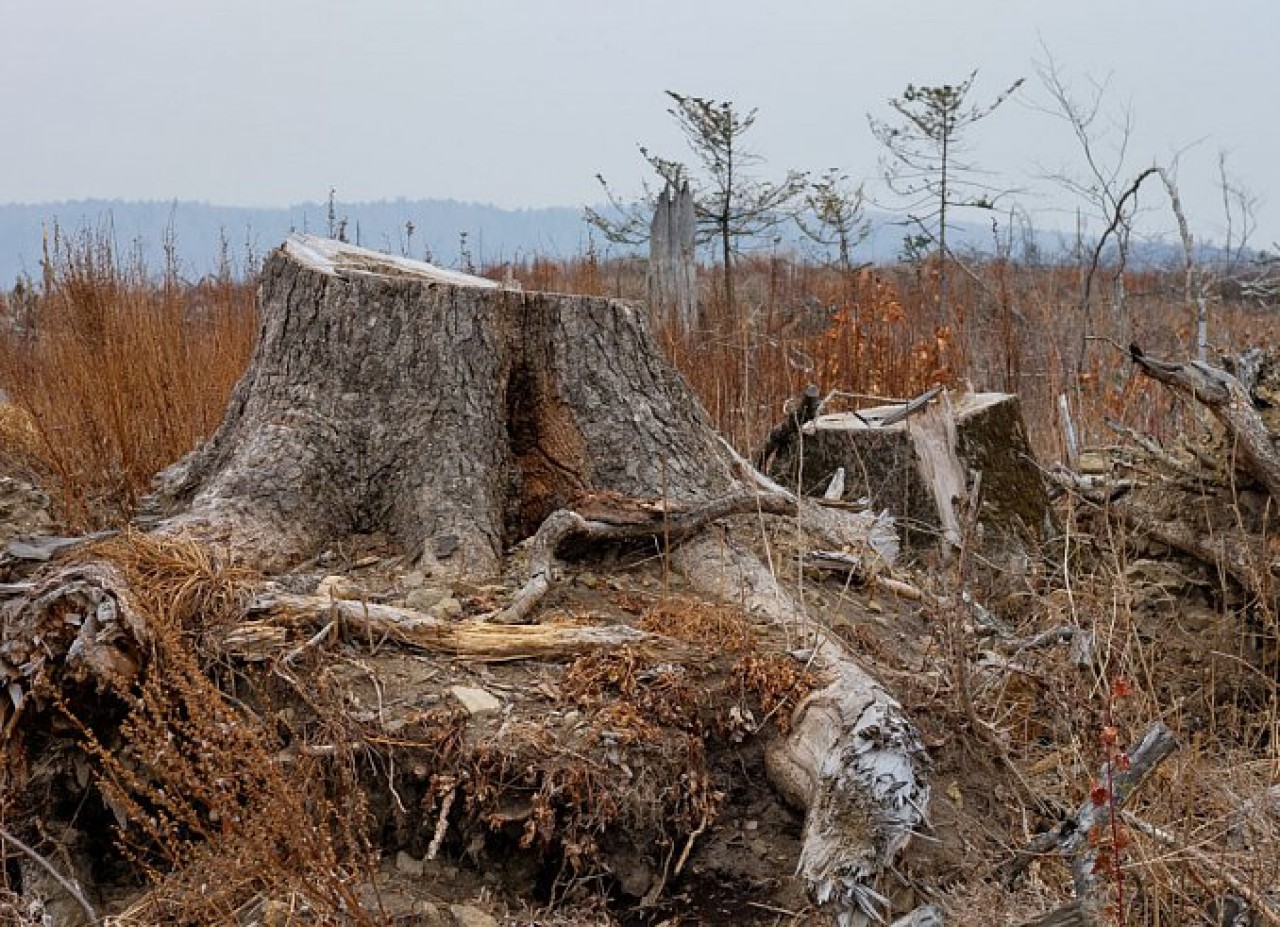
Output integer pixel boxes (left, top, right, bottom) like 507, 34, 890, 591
146, 235, 738, 575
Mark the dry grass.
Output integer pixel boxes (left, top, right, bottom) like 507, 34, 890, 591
0, 226, 258, 529
51, 531, 378, 926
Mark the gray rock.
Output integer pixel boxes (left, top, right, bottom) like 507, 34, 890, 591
449, 905, 498, 927
315, 575, 362, 600
395, 850, 425, 876
430, 596, 463, 618
0, 476, 54, 543
405, 586, 449, 611
449, 685, 502, 717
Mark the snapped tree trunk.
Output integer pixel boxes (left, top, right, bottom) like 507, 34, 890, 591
647, 181, 699, 332
146, 234, 738, 575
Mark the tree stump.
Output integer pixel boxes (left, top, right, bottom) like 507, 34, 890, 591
766, 390, 1052, 549
146, 235, 738, 575
648, 181, 698, 331
4, 236, 930, 926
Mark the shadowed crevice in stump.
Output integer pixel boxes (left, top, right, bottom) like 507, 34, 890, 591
145, 235, 738, 575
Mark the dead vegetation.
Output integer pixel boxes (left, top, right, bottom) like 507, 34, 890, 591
1, 236, 1279, 926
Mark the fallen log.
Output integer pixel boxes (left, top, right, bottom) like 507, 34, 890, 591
235, 592, 693, 663
674, 531, 928, 927
1130, 344, 1280, 505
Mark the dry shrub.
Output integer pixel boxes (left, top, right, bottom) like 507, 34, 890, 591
64, 531, 375, 926
562, 646, 704, 733
637, 597, 756, 652
730, 652, 821, 735
0, 227, 258, 529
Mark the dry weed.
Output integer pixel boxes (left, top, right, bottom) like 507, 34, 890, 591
57, 532, 376, 926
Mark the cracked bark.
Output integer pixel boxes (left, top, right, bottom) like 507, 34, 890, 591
145, 235, 738, 575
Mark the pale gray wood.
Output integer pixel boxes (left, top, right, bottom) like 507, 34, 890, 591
647, 181, 698, 331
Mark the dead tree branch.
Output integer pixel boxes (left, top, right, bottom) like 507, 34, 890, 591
1129, 345, 1280, 505
489, 491, 797, 624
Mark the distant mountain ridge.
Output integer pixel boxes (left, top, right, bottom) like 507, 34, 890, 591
0, 198, 1235, 287
0, 198, 601, 285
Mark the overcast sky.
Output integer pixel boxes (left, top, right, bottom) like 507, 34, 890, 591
5, 0, 1278, 246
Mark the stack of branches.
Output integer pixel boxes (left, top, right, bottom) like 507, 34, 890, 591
1052, 345, 1280, 666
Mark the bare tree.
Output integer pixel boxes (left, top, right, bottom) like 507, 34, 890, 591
868, 71, 1023, 326
797, 167, 870, 273
1033, 51, 1141, 336
1216, 150, 1260, 275
587, 92, 807, 318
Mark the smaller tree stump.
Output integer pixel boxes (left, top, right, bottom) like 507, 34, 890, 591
767, 390, 1052, 549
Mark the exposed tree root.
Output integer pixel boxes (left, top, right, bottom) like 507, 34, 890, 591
673, 531, 928, 927
488, 490, 797, 625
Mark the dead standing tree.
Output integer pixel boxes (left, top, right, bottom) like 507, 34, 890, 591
2, 235, 929, 926
647, 181, 699, 331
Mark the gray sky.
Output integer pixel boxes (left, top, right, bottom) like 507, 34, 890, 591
5, 0, 1278, 246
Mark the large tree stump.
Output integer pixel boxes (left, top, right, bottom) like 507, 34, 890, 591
145, 235, 738, 576
5, 236, 930, 925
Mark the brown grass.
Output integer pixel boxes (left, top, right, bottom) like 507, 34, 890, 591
60, 531, 376, 927
0, 226, 258, 529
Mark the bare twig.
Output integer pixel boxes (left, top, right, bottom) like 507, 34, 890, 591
0, 828, 99, 925
1121, 811, 1280, 926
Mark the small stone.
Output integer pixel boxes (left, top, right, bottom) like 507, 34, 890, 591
405, 586, 449, 611
395, 850, 425, 877
449, 685, 502, 717
262, 899, 289, 927
316, 575, 361, 600
1181, 605, 1216, 632
403, 570, 427, 590
449, 905, 498, 927
743, 819, 759, 831
431, 597, 463, 619
354, 555, 381, 568
578, 572, 599, 589
434, 534, 460, 558
1076, 450, 1111, 475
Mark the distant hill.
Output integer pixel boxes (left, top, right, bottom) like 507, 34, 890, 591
0, 198, 1229, 287
0, 198, 602, 285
